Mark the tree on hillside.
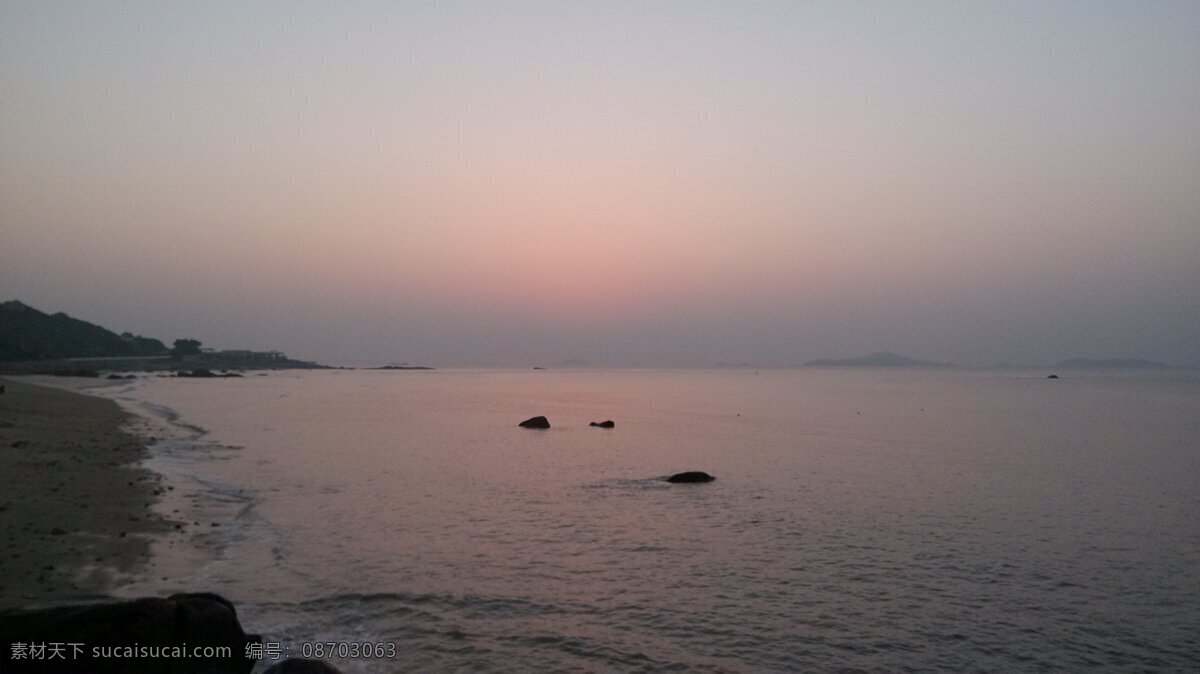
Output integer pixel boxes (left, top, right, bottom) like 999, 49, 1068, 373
121, 332, 169, 355
170, 338, 202, 359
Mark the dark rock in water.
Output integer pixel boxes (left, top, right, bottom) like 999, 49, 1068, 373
105, 373, 125, 380
518, 416, 550, 429
263, 659, 344, 673
1047, 374, 1059, 379
589, 420, 615, 428
0, 592, 259, 673
666, 471, 715, 483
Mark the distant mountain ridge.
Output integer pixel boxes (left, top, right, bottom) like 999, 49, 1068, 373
1054, 357, 1173, 370
0, 300, 167, 361
802, 352, 955, 368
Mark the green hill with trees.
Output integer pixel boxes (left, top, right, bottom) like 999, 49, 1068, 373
0, 300, 168, 361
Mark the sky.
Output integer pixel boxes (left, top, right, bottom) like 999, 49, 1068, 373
2, 1, 1198, 367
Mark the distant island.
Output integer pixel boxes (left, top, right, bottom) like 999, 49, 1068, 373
1054, 357, 1173, 370
372, 364, 435, 371
802, 352, 956, 368
0, 299, 326, 373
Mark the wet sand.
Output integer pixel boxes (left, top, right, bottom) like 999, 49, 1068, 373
0, 377, 169, 609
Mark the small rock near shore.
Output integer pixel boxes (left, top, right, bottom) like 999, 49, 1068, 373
518, 416, 551, 429
666, 471, 716, 483
589, 420, 615, 428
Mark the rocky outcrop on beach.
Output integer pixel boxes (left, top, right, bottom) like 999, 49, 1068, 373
589, 420, 615, 428
666, 471, 716, 483
0, 593, 258, 673
518, 416, 551, 429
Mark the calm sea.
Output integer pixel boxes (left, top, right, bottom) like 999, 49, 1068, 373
99, 368, 1200, 671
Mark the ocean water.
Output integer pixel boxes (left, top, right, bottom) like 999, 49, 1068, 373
99, 368, 1200, 671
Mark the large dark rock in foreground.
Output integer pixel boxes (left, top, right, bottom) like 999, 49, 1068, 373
589, 420, 615, 428
0, 593, 258, 673
264, 659, 344, 673
666, 471, 716, 483
518, 416, 550, 429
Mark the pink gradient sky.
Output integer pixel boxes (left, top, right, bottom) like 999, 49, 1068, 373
2, 2, 1198, 366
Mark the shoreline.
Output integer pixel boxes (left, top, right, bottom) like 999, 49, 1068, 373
0, 377, 342, 673
0, 377, 171, 609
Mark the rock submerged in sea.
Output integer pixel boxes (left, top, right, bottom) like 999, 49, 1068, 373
666, 471, 716, 483
1047, 374, 1059, 379
589, 420, 615, 428
518, 416, 551, 429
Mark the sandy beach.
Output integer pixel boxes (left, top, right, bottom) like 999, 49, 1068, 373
0, 377, 169, 609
